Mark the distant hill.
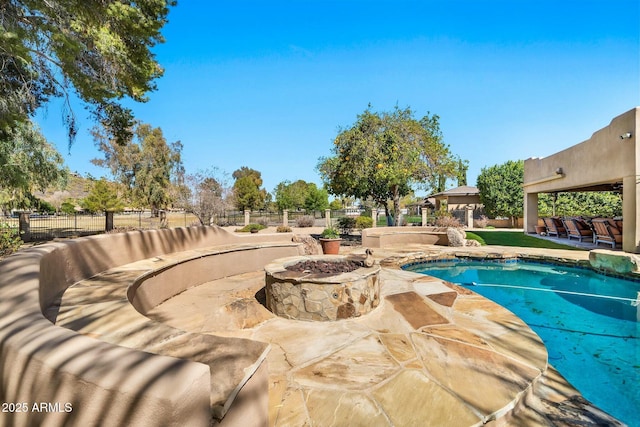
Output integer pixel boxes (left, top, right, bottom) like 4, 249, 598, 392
34, 173, 97, 209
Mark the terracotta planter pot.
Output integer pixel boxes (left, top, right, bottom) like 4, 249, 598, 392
319, 238, 341, 254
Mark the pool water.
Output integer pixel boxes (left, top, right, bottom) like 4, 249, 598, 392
404, 260, 640, 426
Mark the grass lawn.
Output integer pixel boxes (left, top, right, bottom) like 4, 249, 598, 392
466, 230, 585, 251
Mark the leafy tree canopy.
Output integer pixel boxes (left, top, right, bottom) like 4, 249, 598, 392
92, 122, 182, 212
274, 179, 311, 211
82, 178, 123, 213
232, 167, 267, 211
539, 192, 622, 218
304, 183, 329, 212
476, 159, 524, 224
318, 106, 459, 225
0, 121, 67, 209
1, 0, 175, 146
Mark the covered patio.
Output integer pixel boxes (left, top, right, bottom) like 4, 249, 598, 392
523, 107, 640, 253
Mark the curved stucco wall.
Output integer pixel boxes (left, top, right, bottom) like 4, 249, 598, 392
129, 244, 300, 315
0, 226, 296, 426
361, 227, 449, 248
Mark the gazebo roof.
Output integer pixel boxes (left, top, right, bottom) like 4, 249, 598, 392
427, 185, 480, 199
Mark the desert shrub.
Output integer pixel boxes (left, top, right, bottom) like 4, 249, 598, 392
276, 225, 292, 233
105, 226, 139, 234
0, 224, 22, 257
296, 215, 315, 227
435, 216, 462, 228
474, 215, 489, 228
255, 216, 269, 227
235, 223, 267, 233
355, 216, 373, 229
336, 216, 356, 234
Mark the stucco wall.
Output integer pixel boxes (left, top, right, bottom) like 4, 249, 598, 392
0, 226, 297, 426
362, 227, 449, 247
524, 108, 637, 193
523, 107, 640, 252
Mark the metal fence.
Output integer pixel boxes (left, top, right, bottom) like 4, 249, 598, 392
0, 211, 201, 242
0, 209, 352, 242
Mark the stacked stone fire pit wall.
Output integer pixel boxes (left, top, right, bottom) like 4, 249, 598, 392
264, 255, 381, 321
0, 226, 302, 427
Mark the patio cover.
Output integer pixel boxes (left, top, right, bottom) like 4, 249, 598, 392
425, 185, 481, 211
523, 107, 640, 253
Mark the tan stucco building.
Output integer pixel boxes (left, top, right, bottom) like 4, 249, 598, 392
523, 107, 640, 253
426, 185, 483, 227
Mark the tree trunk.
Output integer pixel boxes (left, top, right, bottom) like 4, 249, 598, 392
391, 185, 401, 227
384, 206, 393, 226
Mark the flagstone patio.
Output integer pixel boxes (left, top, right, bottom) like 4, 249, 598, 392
136, 245, 621, 426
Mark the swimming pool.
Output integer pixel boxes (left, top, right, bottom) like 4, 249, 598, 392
404, 259, 639, 426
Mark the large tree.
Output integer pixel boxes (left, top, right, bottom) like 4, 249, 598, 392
232, 167, 267, 211
0, 121, 67, 209
273, 180, 329, 212
476, 159, 524, 226
318, 106, 458, 225
92, 122, 182, 213
82, 178, 123, 213
177, 168, 232, 226
274, 179, 310, 211
1, 0, 175, 146
304, 183, 329, 212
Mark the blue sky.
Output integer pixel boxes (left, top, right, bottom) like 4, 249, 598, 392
36, 0, 640, 197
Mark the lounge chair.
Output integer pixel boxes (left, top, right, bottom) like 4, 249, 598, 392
564, 218, 593, 243
591, 219, 622, 249
542, 217, 567, 238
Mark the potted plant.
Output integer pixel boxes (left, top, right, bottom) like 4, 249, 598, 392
319, 227, 341, 254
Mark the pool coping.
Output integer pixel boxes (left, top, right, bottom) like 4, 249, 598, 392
379, 245, 640, 281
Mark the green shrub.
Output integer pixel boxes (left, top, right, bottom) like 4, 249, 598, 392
0, 224, 22, 257
336, 216, 356, 234
320, 227, 340, 239
355, 216, 373, 229
276, 225, 292, 233
235, 223, 267, 233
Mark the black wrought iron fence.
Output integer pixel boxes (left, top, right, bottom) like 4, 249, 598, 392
3, 209, 367, 243
14, 214, 105, 241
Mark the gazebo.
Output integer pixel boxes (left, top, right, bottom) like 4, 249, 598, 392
523, 107, 639, 253
425, 185, 483, 227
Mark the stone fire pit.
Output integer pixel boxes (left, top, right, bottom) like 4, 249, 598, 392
264, 255, 381, 321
